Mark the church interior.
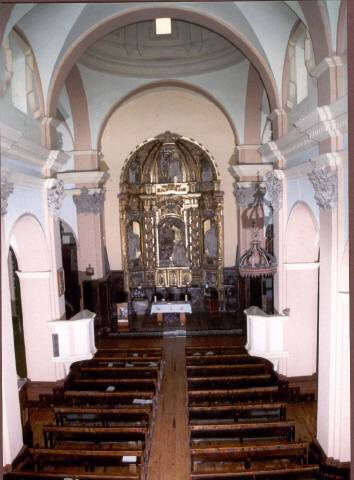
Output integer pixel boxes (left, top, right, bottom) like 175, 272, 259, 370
1, 1, 351, 479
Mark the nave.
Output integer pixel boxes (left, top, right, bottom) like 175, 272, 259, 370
4, 335, 319, 480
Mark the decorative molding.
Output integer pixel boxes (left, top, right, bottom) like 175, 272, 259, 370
0, 122, 49, 167
42, 150, 70, 178
73, 186, 105, 214
46, 179, 65, 215
263, 170, 283, 211
308, 165, 338, 210
309, 56, 343, 79
259, 96, 348, 169
57, 170, 109, 186
1, 173, 14, 216
231, 164, 273, 181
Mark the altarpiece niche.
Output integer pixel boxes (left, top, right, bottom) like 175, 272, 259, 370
119, 132, 224, 291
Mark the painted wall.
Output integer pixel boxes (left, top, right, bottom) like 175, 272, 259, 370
101, 86, 237, 269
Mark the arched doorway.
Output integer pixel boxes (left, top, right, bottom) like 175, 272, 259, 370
8, 247, 27, 379
60, 220, 81, 317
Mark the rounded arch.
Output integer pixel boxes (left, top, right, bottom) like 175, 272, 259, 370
337, 0, 347, 56
299, 0, 333, 65
58, 217, 79, 248
47, 5, 280, 119
13, 26, 45, 119
9, 214, 50, 272
285, 201, 319, 263
97, 80, 240, 150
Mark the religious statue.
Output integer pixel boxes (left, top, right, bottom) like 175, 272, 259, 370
204, 224, 218, 259
127, 223, 141, 262
158, 148, 182, 183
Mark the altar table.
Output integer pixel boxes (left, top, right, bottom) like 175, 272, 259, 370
150, 301, 192, 326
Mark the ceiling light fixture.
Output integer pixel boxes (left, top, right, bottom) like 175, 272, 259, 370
155, 18, 172, 35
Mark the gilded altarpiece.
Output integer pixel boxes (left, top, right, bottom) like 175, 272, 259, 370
119, 132, 224, 291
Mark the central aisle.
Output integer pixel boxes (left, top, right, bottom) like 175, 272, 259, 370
147, 337, 190, 480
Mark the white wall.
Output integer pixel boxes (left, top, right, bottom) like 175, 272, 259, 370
101, 86, 237, 269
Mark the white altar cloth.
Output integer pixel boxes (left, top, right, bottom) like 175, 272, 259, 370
151, 301, 192, 315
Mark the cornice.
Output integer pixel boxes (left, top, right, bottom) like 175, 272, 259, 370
259, 96, 348, 168
57, 170, 109, 186
231, 163, 273, 181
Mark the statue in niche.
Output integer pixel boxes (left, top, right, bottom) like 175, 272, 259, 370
204, 223, 218, 259
127, 222, 141, 263
158, 148, 182, 183
128, 156, 141, 184
159, 220, 189, 267
201, 157, 213, 182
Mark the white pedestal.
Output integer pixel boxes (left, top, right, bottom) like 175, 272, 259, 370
245, 306, 289, 375
49, 309, 97, 376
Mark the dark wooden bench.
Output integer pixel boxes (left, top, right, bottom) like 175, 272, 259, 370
27, 446, 143, 472
186, 346, 247, 355
190, 441, 309, 470
187, 364, 269, 376
42, 425, 148, 448
54, 406, 151, 426
188, 386, 279, 405
64, 390, 154, 406
188, 402, 287, 423
4, 471, 140, 479
186, 354, 267, 366
86, 356, 161, 364
187, 374, 273, 390
96, 347, 162, 355
68, 378, 156, 392
189, 421, 296, 443
78, 366, 159, 379
189, 464, 319, 479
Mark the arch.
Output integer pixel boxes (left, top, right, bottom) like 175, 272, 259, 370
244, 64, 265, 144
285, 201, 319, 263
65, 65, 92, 150
97, 80, 240, 150
337, 0, 347, 55
299, 1, 333, 65
13, 27, 45, 119
47, 6, 280, 120
9, 214, 50, 272
0, 4, 14, 44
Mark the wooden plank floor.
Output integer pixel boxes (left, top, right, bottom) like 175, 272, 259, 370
147, 337, 190, 480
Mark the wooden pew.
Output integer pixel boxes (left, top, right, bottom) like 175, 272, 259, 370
68, 378, 156, 392
54, 406, 151, 427
95, 348, 162, 358
187, 374, 274, 390
186, 346, 247, 355
190, 441, 309, 470
64, 390, 154, 406
188, 402, 287, 423
85, 356, 161, 364
43, 425, 148, 448
186, 354, 267, 366
189, 421, 296, 443
187, 364, 269, 377
5, 471, 140, 480
189, 464, 319, 479
188, 386, 279, 405
78, 366, 159, 379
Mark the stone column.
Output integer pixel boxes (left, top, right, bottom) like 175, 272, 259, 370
1, 174, 23, 466
73, 186, 106, 280
308, 160, 350, 462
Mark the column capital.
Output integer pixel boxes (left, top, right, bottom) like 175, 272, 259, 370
233, 181, 256, 207
42, 150, 70, 178
263, 170, 284, 211
45, 178, 65, 215
1, 170, 14, 216
73, 186, 106, 214
308, 164, 337, 210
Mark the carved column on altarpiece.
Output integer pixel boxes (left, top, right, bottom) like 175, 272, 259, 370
215, 192, 225, 291
187, 196, 201, 285
142, 197, 157, 287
